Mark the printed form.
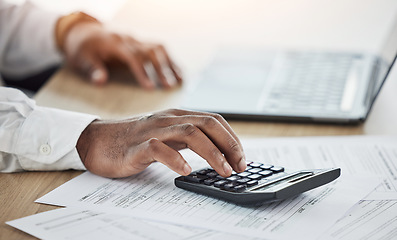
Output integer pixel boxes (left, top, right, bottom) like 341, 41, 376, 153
7, 207, 261, 240
10, 135, 397, 239
242, 135, 397, 199
35, 169, 372, 239
323, 200, 397, 240
33, 135, 388, 239
9, 200, 397, 240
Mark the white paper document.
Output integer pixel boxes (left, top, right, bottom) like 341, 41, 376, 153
241, 135, 397, 199
7, 208, 260, 240
323, 200, 397, 240
37, 170, 370, 239
8, 135, 397, 239
35, 135, 383, 239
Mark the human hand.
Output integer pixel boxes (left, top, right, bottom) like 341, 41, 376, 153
76, 109, 246, 178
61, 21, 182, 89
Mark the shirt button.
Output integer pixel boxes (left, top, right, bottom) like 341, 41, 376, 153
39, 144, 51, 155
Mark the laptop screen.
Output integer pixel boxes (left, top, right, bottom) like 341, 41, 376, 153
367, 16, 397, 114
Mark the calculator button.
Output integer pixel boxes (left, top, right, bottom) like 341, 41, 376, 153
246, 180, 259, 187
236, 178, 251, 184
206, 171, 218, 178
204, 178, 217, 186
260, 164, 273, 170
248, 162, 263, 168
185, 174, 207, 183
247, 174, 262, 180
224, 182, 237, 191
226, 176, 240, 182
233, 185, 246, 193
259, 170, 273, 177
271, 166, 285, 173
214, 180, 228, 188
216, 175, 226, 180
197, 169, 212, 175
248, 168, 262, 174
237, 172, 251, 178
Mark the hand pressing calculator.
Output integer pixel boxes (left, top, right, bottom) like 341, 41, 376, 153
175, 162, 340, 205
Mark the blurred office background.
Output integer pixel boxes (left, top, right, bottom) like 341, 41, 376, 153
3, 0, 397, 133
3, 0, 396, 79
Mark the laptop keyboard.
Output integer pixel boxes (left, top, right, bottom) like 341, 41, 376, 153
263, 52, 357, 112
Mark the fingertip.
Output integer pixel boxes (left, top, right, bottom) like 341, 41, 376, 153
222, 161, 233, 177
91, 69, 107, 85
238, 158, 247, 172
136, 71, 156, 90
182, 163, 192, 176
143, 82, 156, 90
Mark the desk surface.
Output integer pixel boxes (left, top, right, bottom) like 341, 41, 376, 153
2, 0, 397, 239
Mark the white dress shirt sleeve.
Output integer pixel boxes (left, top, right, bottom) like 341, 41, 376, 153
0, 0, 63, 78
0, 87, 98, 172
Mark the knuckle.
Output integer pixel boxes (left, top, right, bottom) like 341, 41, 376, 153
146, 138, 160, 152
210, 148, 221, 159
110, 33, 122, 42
202, 116, 218, 128
167, 108, 179, 115
228, 139, 241, 153
146, 47, 156, 55
180, 123, 197, 137
212, 113, 225, 122
152, 43, 163, 49
126, 35, 137, 43
206, 112, 224, 122
154, 116, 172, 126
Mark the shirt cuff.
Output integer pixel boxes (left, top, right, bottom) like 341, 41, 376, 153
14, 106, 98, 171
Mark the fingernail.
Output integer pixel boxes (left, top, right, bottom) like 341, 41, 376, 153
91, 69, 104, 83
238, 158, 247, 172
183, 163, 192, 175
223, 161, 232, 176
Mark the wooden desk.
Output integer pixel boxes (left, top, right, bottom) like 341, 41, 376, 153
0, 72, 364, 240
1, 0, 397, 239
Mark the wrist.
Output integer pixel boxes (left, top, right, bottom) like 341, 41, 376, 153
76, 120, 96, 167
55, 12, 101, 53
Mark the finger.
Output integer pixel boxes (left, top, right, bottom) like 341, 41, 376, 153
154, 123, 233, 177
178, 116, 245, 173
176, 109, 242, 145
76, 54, 109, 85
146, 47, 174, 88
157, 45, 183, 84
112, 44, 156, 90
174, 109, 238, 148
163, 109, 244, 155
146, 110, 246, 172
150, 109, 239, 144
133, 138, 192, 176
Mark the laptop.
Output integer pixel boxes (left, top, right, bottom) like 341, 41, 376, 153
183, 20, 397, 124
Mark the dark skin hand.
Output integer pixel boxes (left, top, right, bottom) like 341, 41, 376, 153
76, 109, 246, 178
63, 22, 182, 89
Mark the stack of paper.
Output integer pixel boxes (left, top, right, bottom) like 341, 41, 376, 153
7, 136, 397, 239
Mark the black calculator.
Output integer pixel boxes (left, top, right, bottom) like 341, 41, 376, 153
175, 162, 341, 205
